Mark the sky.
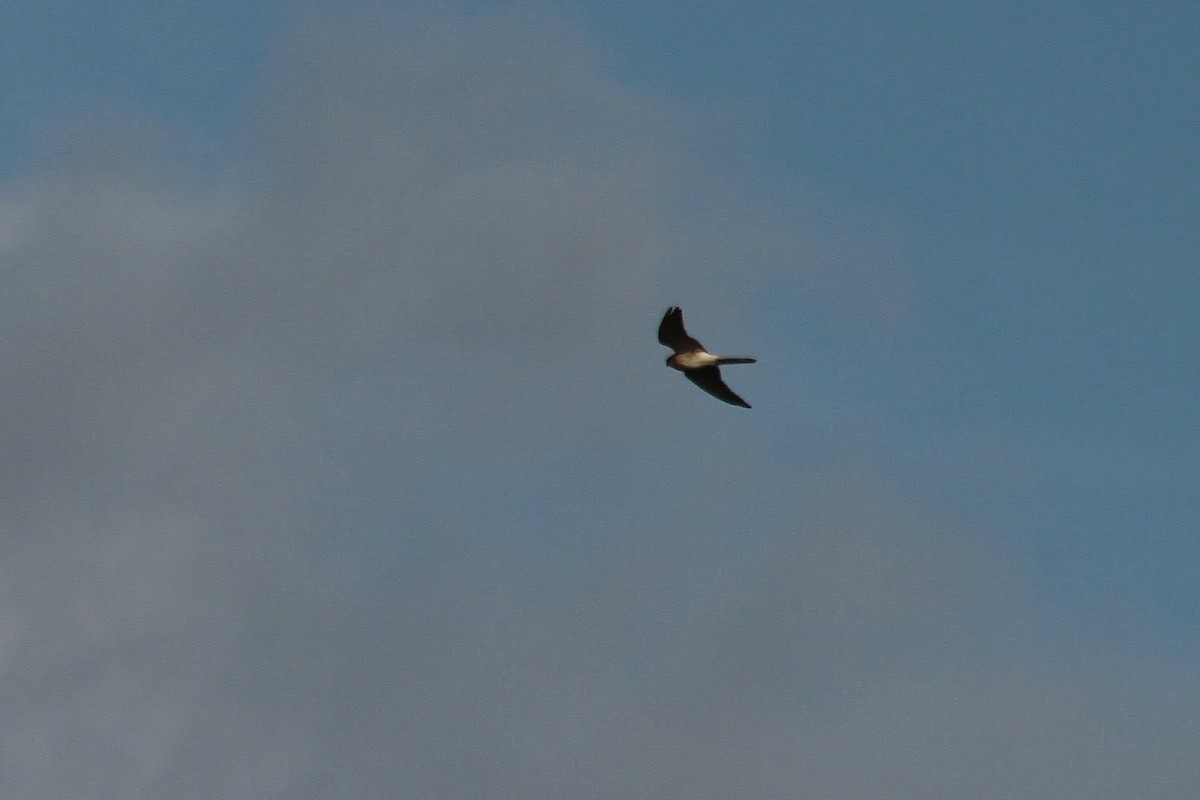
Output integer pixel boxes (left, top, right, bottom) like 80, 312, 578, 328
2, 1, 1198, 796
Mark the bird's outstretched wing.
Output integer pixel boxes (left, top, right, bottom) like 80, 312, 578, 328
657, 307, 704, 353
685, 367, 751, 408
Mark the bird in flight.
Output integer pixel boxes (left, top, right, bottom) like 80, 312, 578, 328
657, 306, 756, 408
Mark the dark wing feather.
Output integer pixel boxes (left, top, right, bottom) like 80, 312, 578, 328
657, 307, 704, 353
685, 366, 751, 408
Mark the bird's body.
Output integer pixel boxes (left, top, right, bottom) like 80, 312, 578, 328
666, 350, 722, 370
657, 307, 756, 408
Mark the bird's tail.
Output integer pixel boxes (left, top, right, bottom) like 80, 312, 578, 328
717, 357, 756, 365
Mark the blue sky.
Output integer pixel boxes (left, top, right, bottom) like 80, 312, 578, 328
580, 1, 1200, 637
2, 2, 1198, 795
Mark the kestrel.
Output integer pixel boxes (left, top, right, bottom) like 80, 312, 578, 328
657, 306, 756, 408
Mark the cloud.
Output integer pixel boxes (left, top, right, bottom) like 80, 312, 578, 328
1, 6, 1196, 797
